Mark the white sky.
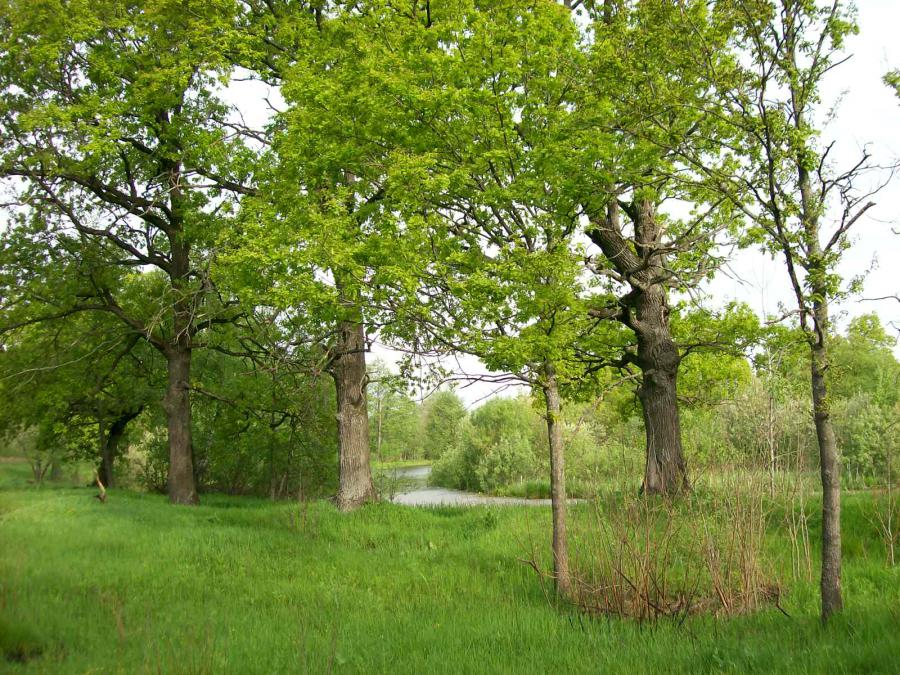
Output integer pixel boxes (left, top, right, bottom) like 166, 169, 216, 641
225, 1, 900, 407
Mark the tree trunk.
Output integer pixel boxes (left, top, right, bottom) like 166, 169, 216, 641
543, 363, 572, 597
633, 294, 688, 496
588, 198, 689, 497
811, 299, 842, 621
331, 319, 377, 511
163, 345, 198, 505
98, 411, 139, 488
49, 459, 63, 482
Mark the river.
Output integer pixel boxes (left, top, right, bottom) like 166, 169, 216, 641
385, 465, 559, 506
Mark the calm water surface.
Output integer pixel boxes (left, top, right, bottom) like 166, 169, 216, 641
387, 465, 558, 506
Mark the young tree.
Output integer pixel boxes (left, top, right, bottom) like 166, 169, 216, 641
0, 307, 161, 487
363, 0, 596, 595
720, 0, 893, 621
0, 0, 251, 504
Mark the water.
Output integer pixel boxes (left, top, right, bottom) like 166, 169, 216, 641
386, 465, 558, 507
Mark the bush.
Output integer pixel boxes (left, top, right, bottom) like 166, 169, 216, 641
430, 397, 543, 492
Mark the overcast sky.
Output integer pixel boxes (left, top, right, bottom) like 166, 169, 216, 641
226, 1, 900, 407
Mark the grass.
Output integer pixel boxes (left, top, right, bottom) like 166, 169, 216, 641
371, 459, 432, 471
0, 459, 898, 673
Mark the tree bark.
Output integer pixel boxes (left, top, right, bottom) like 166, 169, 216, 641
811, 299, 842, 621
97, 411, 139, 488
331, 319, 377, 511
163, 345, 198, 505
543, 363, 572, 597
588, 198, 689, 496
633, 289, 689, 496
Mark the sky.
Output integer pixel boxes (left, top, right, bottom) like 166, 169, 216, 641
225, 0, 900, 407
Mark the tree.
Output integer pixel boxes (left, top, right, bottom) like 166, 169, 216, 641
367, 0, 596, 595
228, 0, 417, 510
0, 0, 251, 504
0, 282, 163, 486
554, 0, 742, 495
368, 360, 422, 461
421, 390, 467, 461
720, 0, 892, 622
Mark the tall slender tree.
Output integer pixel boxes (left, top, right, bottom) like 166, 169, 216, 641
714, 0, 891, 621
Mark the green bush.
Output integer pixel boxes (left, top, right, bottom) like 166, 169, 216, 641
430, 397, 543, 492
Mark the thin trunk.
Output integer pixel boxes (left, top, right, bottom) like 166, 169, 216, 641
164, 344, 198, 505
811, 299, 842, 621
376, 395, 384, 461
269, 428, 277, 501
332, 319, 377, 511
795, 67, 842, 616
543, 363, 572, 597
767, 391, 777, 498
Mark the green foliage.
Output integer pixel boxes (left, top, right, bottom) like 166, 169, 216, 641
883, 69, 900, 98
431, 396, 543, 493
420, 390, 466, 461
830, 314, 900, 407
0, 299, 163, 477
833, 395, 897, 485
368, 360, 422, 461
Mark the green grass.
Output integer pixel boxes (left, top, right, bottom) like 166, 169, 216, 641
0, 459, 898, 674
371, 459, 432, 471
495, 479, 552, 499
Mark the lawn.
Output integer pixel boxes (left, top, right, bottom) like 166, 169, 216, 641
0, 460, 898, 674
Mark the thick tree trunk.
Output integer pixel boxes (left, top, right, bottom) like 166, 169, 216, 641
331, 319, 377, 511
163, 345, 198, 505
811, 300, 842, 621
588, 198, 689, 497
543, 363, 572, 598
638, 325, 689, 495
634, 295, 688, 496
161, 158, 198, 505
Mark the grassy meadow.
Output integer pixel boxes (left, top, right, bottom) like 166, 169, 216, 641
1, 459, 898, 674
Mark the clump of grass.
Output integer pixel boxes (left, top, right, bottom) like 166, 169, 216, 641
567, 474, 780, 622
0, 616, 43, 663
497, 480, 551, 499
